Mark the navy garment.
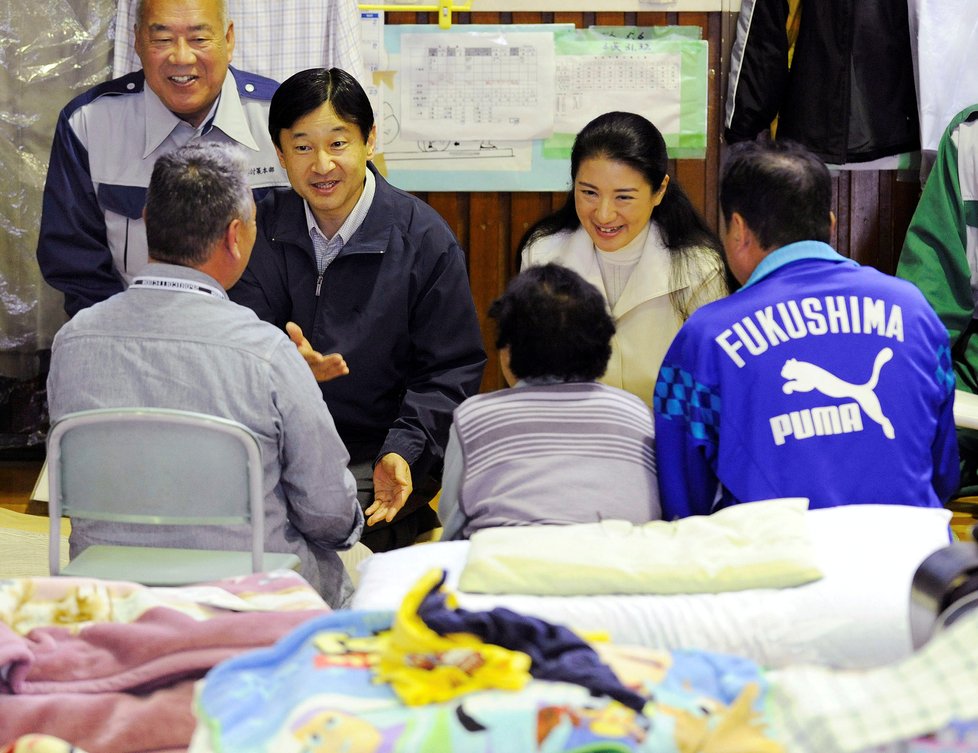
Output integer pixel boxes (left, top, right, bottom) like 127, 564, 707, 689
230, 164, 485, 550
230, 164, 486, 480
37, 67, 286, 316
417, 572, 648, 712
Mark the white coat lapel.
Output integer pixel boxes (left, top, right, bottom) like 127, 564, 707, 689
564, 229, 607, 300
611, 224, 676, 318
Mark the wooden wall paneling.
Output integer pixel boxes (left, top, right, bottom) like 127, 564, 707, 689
826, 171, 919, 275
830, 173, 848, 255
847, 171, 882, 270
673, 160, 707, 216
471, 10, 501, 24
679, 13, 709, 38
868, 172, 920, 276
636, 12, 672, 25
512, 12, 547, 24
553, 11, 584, 26
877, 172, 895, 275
384, 10, 417, 25
468, 191, 512, 391
704, 12, 723, 229
425, 192, 469, 251
889, 173, 922, 274
511, 192, 556, 266
594, 12, 626, 26
471, 0, 512, 357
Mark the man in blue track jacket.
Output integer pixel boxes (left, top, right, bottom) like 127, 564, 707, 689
653, 140, 958, 519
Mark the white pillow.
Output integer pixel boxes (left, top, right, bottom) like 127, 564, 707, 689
352, 504, 952, 669
459, 498, 822, 595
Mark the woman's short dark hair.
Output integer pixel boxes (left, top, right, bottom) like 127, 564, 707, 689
489, 264, 615, 382
268, 67, 374, 148
720, 139, 833, 249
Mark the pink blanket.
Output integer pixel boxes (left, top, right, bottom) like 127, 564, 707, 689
0, 571, 330, 752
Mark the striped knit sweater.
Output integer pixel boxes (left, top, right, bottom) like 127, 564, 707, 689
452, 381, 661, 538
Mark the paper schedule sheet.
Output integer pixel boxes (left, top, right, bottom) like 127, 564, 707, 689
399, 31, 556, 140
555, 51, 682, 134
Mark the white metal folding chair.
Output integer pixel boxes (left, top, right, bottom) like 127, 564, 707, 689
47, 407, 300, 584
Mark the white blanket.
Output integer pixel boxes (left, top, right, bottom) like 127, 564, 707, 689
352, 504, 952, 670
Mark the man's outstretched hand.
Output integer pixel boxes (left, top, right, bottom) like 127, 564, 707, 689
286, 321, 349, 382
366, 453, 413, 526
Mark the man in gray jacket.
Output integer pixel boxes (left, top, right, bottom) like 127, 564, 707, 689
47, 142, 363, 606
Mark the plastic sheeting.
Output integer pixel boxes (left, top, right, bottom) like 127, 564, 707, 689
0, 1, 114, 448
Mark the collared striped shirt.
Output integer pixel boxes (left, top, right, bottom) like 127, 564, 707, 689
304, 167, 376, 274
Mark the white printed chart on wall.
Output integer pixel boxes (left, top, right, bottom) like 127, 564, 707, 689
372, 23, 709, 191
400, 32, 557, 141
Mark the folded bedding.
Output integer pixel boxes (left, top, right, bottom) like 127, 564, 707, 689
352, 504, 953, 669
460, 497, 822, 595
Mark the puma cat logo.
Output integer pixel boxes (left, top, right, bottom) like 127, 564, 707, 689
779, 347, 895, 439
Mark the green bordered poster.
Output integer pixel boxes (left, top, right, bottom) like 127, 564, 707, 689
377, 24, 709, 191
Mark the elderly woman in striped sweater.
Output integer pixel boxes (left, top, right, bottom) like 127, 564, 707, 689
439, 264, 662, 540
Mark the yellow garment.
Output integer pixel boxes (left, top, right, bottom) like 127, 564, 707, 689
6, 735, 90, 753
374, 568, 531, 705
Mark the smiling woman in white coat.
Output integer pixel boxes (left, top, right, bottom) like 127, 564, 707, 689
519, 111, 730, 405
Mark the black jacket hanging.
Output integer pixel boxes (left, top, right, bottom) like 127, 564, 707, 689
725, 0, 920, 164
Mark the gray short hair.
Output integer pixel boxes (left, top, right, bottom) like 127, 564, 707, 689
135, 0, 229, 32
145, 142, 252, 266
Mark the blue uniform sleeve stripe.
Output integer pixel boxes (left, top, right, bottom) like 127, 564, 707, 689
936, 342, 956, 396
654, 364, 721, 442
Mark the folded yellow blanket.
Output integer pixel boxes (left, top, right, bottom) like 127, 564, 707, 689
459, 498, 822, 595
